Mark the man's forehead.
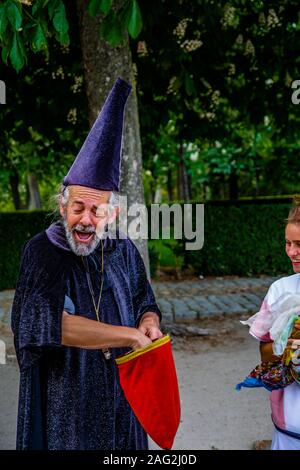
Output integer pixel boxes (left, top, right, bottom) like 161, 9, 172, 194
68, 185, 110, 202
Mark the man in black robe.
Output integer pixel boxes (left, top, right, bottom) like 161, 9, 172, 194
11, 78, 163, 450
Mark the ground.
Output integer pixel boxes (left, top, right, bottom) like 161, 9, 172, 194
0, 277, 276, 450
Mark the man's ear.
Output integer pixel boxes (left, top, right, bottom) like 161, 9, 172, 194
59, 203, 65, 218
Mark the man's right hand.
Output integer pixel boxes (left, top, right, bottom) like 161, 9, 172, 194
128, 328, 153, 350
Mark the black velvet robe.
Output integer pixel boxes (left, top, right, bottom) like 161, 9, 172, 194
11, 227, 161, 450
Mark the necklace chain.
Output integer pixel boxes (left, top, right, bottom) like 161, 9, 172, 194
81, 239, 111, 360
82, 239, 104, 323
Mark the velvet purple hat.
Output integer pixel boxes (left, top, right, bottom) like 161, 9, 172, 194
63, 78, 132, 191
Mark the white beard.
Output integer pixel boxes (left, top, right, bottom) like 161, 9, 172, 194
63, 219, 100, 256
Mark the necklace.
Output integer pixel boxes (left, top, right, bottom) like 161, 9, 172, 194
81, 239, 111, 360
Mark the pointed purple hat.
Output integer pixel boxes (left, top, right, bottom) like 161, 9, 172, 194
63, 77, 132, 191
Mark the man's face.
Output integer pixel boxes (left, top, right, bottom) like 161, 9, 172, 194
60, 185, 116, 256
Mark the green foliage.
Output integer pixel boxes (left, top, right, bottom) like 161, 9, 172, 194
136, 0, 300, 201
148, 240, 159, 278
100, 11, 124, 46
184, 201, 292, 277
0, 5, 88, 210
32, 24, 47, 51
0, 0, 70, 71
124, 0, 142, 39
99, 0, 143, 46
52, 0, 69, 43
87, 0, 143, 46
10, 32, 25, 71
0, 0, 142, 71
148, 200, 293, 278
149, 239, 184, 271
6, 1, 22, 30
0, 211, 51, 290
0, 201, 293, 289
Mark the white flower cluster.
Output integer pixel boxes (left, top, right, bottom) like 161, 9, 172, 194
173, 18, 191, 40
67, 108, 77, 125
60, 44, 70, 54
200, 111, 216, 122
190, 151, 198, 162
173, 18, 201, 53
285, 71, 292, 88
258, 12, 266, 26
211, 90, 220, 106
137, 41, 148, 57
20, 0, 32, 4
167, 76, 179, 95
221, 4, 236, 29
244, 39, 255, 58
180, 39, 203, 52
235, 34, 243, 45
228, 63, 236, 76
267, 9, 281, 29
52, 66, 65, 80
71, 76, 83, 94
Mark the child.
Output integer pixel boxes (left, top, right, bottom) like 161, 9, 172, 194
238, 197, 300, 450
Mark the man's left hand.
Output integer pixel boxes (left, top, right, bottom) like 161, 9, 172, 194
138, 312, 163, 341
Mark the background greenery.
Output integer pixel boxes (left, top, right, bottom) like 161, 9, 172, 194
0, 1, 300, 209
0, 1, 299, 284
0, 199, 293, 290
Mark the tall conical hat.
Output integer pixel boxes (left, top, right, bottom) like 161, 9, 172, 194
63, 77, 131, 191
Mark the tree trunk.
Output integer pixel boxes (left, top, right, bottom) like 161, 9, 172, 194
9, 170, 21, 210
27, 173, 42, 209
76, 0, 150, 277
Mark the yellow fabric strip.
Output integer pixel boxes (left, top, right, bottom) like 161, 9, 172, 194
115, 335, 171, 365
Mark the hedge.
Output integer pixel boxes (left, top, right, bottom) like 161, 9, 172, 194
0, 211, 54, 291
184, 201, 292, 277
0, 199, 294, 290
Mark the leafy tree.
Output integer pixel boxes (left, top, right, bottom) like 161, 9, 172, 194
0, 5, 87, 209
0, 0, 152, 270
134, 0, 300, 200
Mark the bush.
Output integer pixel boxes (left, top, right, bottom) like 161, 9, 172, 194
0, 211, 53, 290
0, 199, 294, 289
147, 199, 293, 278
184, 201, 292, 277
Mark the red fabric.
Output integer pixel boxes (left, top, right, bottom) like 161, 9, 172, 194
116, 339, 180, 449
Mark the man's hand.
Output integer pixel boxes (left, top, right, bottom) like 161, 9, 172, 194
138, 312, 163, 341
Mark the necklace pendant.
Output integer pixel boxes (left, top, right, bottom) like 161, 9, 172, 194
102, 348, 111, 360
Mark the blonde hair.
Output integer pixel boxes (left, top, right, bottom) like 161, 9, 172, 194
287, 195, 300, 225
